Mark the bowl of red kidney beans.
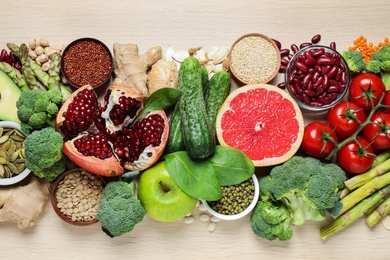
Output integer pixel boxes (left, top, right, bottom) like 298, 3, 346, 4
285, 45, 350, 112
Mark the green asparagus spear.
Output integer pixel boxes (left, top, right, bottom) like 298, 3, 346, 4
365, 195, 390, 227
320, 184, 390, 241
344, 158, 390, 190
0, 62, 29, 92
338, 171, 390, 216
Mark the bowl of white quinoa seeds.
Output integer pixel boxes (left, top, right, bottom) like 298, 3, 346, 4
229, 33, 280, 85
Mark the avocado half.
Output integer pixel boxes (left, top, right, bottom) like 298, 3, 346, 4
0, 70, 21, 123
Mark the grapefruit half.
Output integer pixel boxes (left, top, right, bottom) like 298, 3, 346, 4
216, 84, 304, 167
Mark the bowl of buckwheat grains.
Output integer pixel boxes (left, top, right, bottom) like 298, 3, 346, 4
201, 174, 260, 221
228, 33, 280, 85
50, 168, 106, 226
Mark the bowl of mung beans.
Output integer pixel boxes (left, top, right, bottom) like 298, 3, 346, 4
60, 37, 113, 89
228, 33, 280, 85
0, 121, 31, 186
50, 168, 106, 226
201, 174, 259, 221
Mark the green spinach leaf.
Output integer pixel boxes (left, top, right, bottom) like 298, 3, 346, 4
164, 151, 222, 201
133, 88, 180, 124
208, 145, 255, 186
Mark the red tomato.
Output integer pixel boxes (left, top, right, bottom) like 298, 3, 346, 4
301, 122, 338, 158
327, 100, 367, 138
349, 73, 386, 110
382, 91, 390, 112
362, 111, 390, 150
337, 136, 374, 174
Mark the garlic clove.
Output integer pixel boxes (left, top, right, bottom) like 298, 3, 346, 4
209, 47, 229, 65
165, 46, 176, 62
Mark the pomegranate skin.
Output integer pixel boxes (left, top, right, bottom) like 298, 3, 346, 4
63, 139, 124, 177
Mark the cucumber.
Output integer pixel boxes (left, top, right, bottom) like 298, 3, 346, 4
178, 57, 215, 159
205, 70, 231, 137
165, 101, 185, 154
201, 65, 209, 96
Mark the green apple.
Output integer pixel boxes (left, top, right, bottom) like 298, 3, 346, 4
0, 70, 21, 123
137, 161, 198, 222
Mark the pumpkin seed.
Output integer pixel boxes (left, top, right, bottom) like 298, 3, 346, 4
16, 164, 25, 173
6, 162, 19, 174
0, 135, 9, 144
10, 151, 19, 161
0, 150, 6, 158
7, 144, 16, 155
10, 134, 25, 142
4, 165, 12, 178
14, 129, 26, 138
0, 157, 7, 164
1, 140, 11, 150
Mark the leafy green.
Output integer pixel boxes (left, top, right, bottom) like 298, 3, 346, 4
208, 145, 255, 186
134, 87, 180, 124
164, 151, 222, 201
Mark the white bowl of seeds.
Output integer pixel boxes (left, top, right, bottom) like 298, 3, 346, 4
228, 33, 280, 85
201, 174, 260, 221
51, 168, 105, 226
0, 121, 31, 186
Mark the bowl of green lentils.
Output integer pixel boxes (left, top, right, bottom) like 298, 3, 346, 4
201, 174, 260, 221
50, 168, 106, 226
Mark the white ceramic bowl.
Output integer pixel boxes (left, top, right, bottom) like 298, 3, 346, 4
201, 174, 260, 221
0, 121, 31, 186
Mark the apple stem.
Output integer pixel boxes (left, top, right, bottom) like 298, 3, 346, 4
159, 181, 170, 193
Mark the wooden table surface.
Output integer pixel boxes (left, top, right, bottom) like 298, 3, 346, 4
2, 1, 390, 259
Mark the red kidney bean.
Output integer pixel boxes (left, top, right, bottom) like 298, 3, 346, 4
330, 41, 337, 50
327, 66, 338, 79
317, 56, 334, 65
304, 89, 316, 97
280, 48, 290, 58
277, 82, 286, 89
295, 61, 309, 72
281, 58, 289, 66
272, 39, 282, 50
288, 84, 297, 96
321, 65, 332, 74
0, 49, 7, 61
288, 53, 294, 60
302, 93, 310, 104
311, 34, 321, 44
310, 101, 324, 106
300, 42, 312, 49
328, 85, 340, 93
340, 71, 348, 84
279, 65, 286, 73
310, 48, 325, 57
302, 73, 312, 87
291, 44, 299, 54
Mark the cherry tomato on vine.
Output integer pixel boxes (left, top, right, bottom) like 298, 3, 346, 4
337, 136, 374, 174
349, 73, 386, 110
327, 100, 367, 138
382, 91, 390, 112
301, 122, 338, 159
362, 111, 390, 150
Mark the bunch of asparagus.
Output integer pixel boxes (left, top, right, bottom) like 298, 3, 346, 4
320, 151, 390, 240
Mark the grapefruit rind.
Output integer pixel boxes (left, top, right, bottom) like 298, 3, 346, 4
215, 83, 304, 167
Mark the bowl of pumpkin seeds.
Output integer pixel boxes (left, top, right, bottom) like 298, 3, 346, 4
0, 121, 31, 186
201, 174, 260, 221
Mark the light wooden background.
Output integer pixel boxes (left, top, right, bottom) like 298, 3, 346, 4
1, 1, 390, 259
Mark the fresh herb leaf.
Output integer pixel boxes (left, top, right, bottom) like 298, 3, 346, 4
208, 145, 255, 186
134, 88, 180, 124
121, 170, 140, 183
164, 151, 222, 201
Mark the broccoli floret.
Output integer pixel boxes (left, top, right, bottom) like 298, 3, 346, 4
259, 156, 346, 227
251, 200, 293, 241
16, 88, 64, 134
340, 50, 366, 73
24, 127, 66, 181
366, 45, 390, 90
96, 181, 146, 238
366, 59, 382, 74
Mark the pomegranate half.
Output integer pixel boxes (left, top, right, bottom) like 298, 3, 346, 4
55, 84, 169, 177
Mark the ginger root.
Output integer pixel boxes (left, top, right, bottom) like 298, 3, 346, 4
0, 176, 50, 229
113, 43, 162, 97
147, 59, 178, 95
